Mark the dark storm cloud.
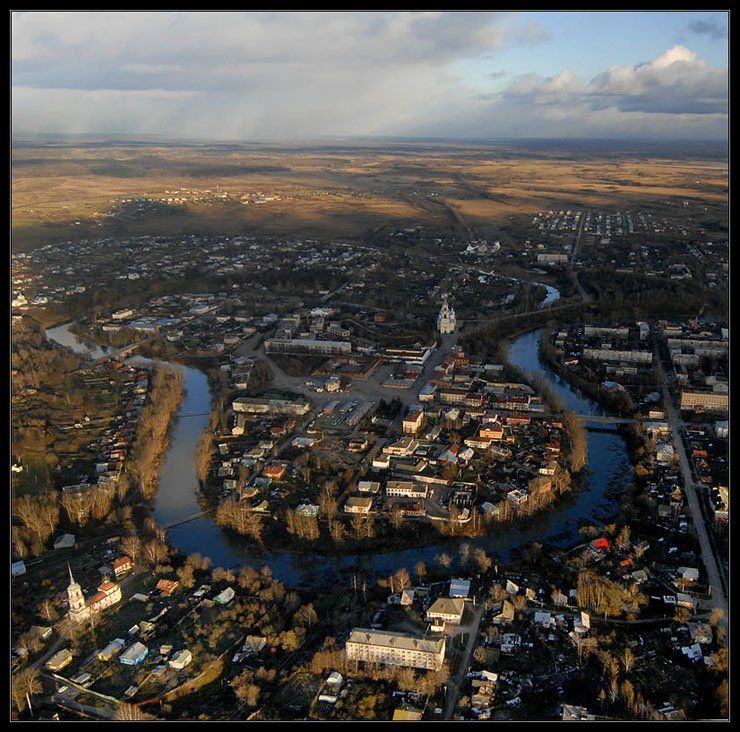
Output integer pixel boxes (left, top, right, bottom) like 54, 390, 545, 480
688, 18, 727, 41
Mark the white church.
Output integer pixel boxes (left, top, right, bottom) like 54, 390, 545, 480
66, 564, 122, 623
437, 295, 456, 335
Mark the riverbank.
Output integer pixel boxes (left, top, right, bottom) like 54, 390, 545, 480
127, 364, 185, 502
495, 332, 586, 475
165, 328, 633, 583
46, 322, 635, 588
537, 327, 636, 417
205, 478, 576, 560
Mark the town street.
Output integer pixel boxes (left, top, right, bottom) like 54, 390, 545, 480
443, 600, 485, 720
653, 343, 728, 644
240, 328, 462, 414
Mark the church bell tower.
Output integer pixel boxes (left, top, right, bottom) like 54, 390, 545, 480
67, 563, 89, 622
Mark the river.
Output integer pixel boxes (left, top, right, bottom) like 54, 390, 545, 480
537, 284, 561, 310
474, 269, 560, 310
46, 323, 632, 588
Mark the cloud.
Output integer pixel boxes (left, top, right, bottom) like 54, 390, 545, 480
10, 13, 728, 140
403, 44, 727, 141
688, 18, 726, 41
502, 45, 727, 116
10, 11, 551, 139
11, 11, 525, 87
504, 70, 586, 102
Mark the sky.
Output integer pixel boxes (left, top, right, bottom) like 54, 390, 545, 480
11, 11, 729, 141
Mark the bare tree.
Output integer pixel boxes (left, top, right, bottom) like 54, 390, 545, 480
472, 548, 492, 573
458, 542, 472, 570
615, 525, 631, 551
11, 668, 42, 713
11, 526, 28, 559
114, 703, 156, 720
674, 606, 691, 626
350, 514, 365, 541
329, 519, 345, 544
141, 538, 169, 568
121, 534, 142, 564
319, 488, 339, 522
38, 598, 59, 623
607, 673, 619, 704
620, 679, 636, 714
293, 603, 318, 629
489, 583, 507, 603
622, 646, 635, 674
390, 503, 404, 531
391, 567, 411, 593
14, 495, 58, 552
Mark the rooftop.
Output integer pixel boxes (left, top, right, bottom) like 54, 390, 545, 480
347, 628, 444, 655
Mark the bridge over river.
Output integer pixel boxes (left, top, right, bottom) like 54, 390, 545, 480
556, 413, 689, 428
161, 507, 217, 531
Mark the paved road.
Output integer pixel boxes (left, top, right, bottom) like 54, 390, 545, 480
443, 600, 485, 720
569, 211, 590, 302
319, 282, 349, 304
239, 296, 583, 410
29, 636, 68, 673
653, 343, 728, 643
526, 604, 709, 627
49, 695, 118, 720
245, 329, 463, 416
548, 412, 692, 427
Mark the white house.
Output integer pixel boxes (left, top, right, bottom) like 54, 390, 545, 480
214, 587, 236, 606
169, 649, 193, 670
426, 597, 465, 631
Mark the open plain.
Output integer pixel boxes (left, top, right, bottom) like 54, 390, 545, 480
12, 139, 728, 252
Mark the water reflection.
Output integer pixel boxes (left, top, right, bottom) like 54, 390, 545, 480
507, 329, 602, 416
537, 284, 561, 310
45, 322, 112, 360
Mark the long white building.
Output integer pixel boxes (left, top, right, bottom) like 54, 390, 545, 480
583, 348, 653, 365
264, 337, 351, 356
232, 396, 311, 415
346, 628, 446, 671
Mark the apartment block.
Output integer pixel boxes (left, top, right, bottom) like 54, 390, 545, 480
345, 628, 446, 671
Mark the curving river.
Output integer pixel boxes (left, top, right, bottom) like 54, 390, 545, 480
473, 269, 560, 310
46, 323, 632, 588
